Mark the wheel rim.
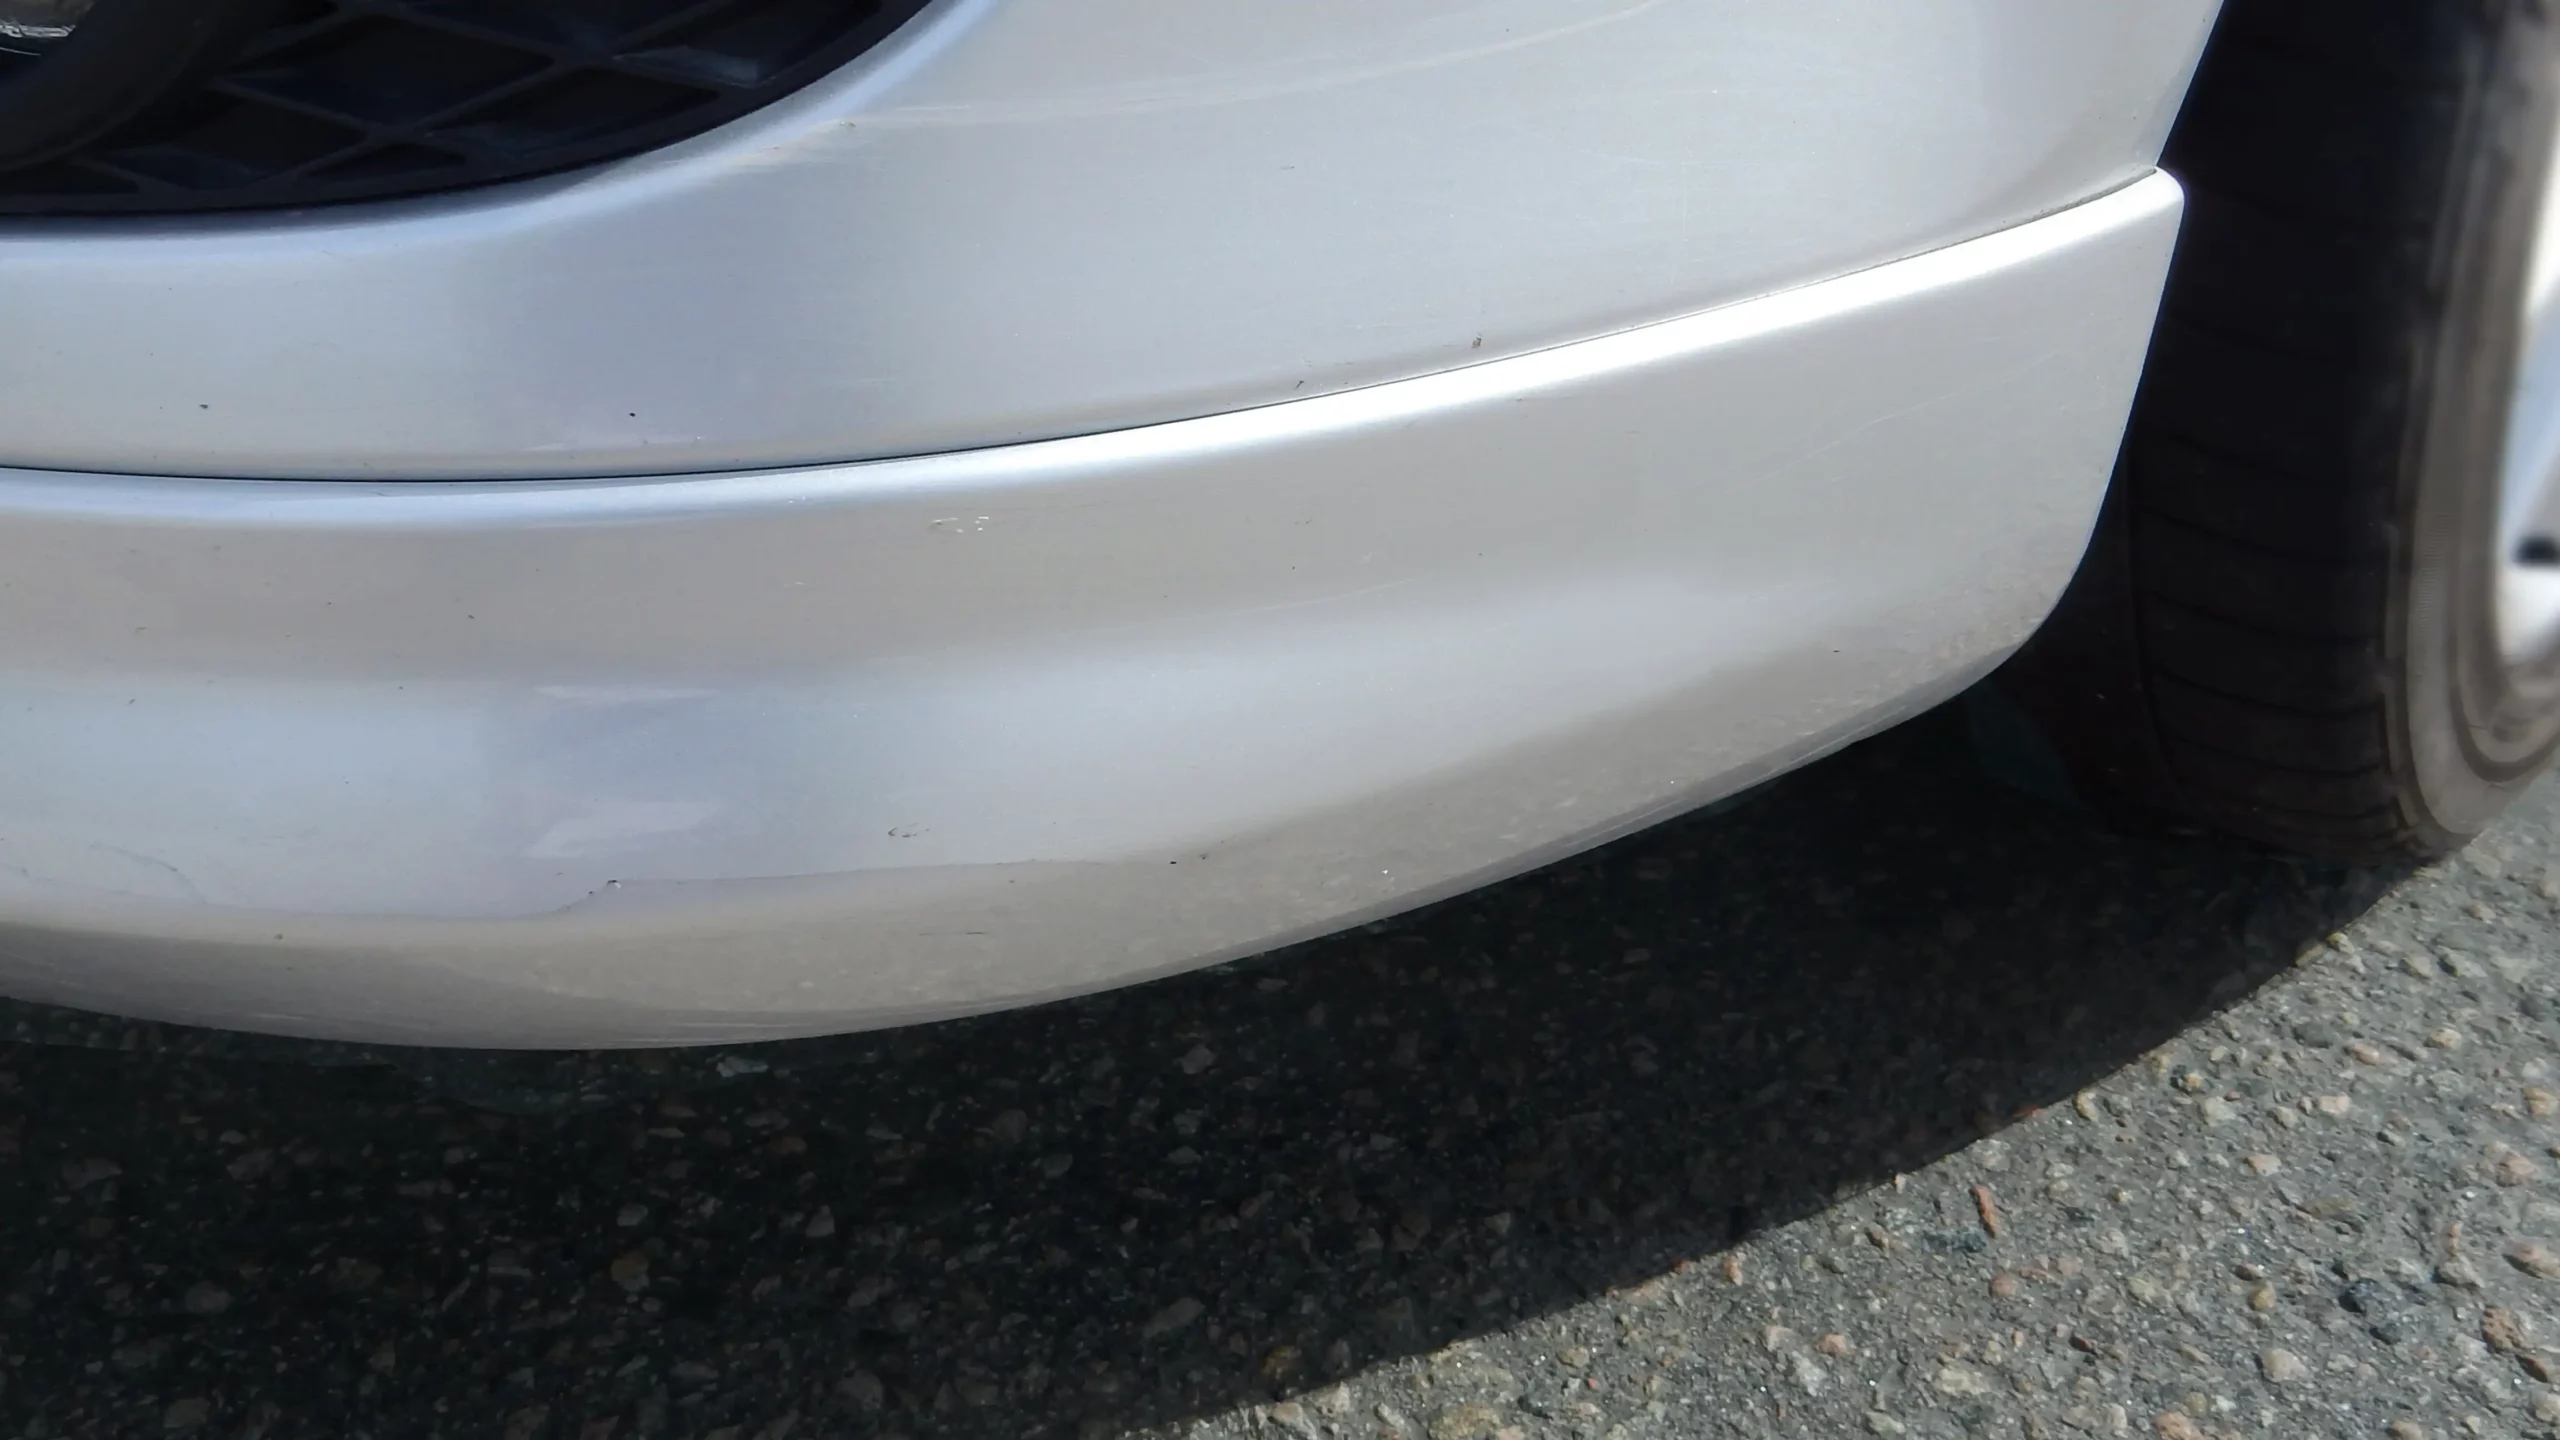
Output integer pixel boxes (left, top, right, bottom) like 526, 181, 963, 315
2495, 101, 2560, 669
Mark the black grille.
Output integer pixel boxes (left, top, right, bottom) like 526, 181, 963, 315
0, 0, 931, 215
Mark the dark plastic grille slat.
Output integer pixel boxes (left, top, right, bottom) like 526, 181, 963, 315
0, 0, 929, 215
443, 70, 704, 157
231, 22, 553, 128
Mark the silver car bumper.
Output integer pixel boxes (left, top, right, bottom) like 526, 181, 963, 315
0, 0, 2217, 480
0, 176, 2180, 1045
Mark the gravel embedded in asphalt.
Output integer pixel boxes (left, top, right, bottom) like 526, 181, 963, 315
4, 706, 2560, 1440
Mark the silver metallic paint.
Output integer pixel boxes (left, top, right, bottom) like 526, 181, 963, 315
0, 0, 2218, 479
0, 177, 2182, 1045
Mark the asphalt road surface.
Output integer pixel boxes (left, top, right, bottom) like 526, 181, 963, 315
7, 705, 2560, 1440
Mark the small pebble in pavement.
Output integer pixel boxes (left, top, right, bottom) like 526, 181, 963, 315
2259, 1348, 2310, 1384
2508, 1242, 2560, 1280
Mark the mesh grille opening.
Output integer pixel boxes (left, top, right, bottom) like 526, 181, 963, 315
0, 0, 930, 215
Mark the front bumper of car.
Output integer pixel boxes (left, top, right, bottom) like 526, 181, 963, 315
0, 0, 2219, 480
0, 176, 2183, 1046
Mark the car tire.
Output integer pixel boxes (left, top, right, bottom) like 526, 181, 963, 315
1998, 0, 2560, 863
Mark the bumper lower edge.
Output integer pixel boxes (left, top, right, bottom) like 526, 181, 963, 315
0, 174, 2183, 1045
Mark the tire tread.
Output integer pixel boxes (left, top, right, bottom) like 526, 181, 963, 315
2074, 0, 2500, 860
